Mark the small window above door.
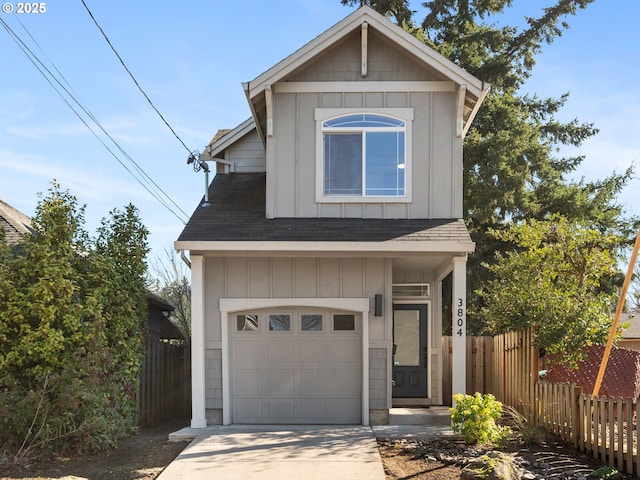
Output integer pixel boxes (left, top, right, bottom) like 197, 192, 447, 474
393, 283, 430, 299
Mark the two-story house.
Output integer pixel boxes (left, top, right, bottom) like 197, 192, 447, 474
175, 6, 489, 427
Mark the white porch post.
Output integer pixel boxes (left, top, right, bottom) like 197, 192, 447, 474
190, 255, 207, 428
451, 256, 467, 405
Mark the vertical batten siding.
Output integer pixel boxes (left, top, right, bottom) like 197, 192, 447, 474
273, 92, 297, 218
269, 32, 461, 220
226, 130, 266, 173
202, 256, 390, 417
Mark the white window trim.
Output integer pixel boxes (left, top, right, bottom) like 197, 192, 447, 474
315, 108, 414, 204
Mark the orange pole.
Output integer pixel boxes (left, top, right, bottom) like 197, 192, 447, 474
592, 227, 640, 396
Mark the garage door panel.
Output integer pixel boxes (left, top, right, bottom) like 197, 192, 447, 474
231, 310, 361, 424
328, 340, 360, 363
267, 341, 294, 363
267, 369, 296, 395
234, 369, 264, 394
328, 398, 360, 423
328, 369, 361, 393
297, 341, 326, 363
299, 370, 327, 395
234, 398, 262, 423
233, 340, 262, 364
266, 399, 295, 422
299, 398, 328, 422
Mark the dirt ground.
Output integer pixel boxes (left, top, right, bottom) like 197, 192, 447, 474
0, 418, 190, 480
378, 435, 636, 480
379, 443, 462, 479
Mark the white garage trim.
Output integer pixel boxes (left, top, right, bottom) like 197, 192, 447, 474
220, 297, 370, 425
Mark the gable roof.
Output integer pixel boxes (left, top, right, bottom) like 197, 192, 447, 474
244, 5, 489, 145
0, 199, 32, 244
176, 173, 474, 254
202, 117, 255, 161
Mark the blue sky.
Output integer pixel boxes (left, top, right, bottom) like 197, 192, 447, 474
1, 0, 638, 266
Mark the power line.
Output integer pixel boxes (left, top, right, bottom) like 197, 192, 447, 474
80, 0, 193, 156
0, 17, 190, 224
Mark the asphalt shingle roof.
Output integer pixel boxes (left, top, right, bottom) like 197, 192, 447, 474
178, 173, 472, 244
0, 198, 32, 244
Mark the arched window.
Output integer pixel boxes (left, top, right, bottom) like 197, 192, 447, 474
318, 111, 411, 200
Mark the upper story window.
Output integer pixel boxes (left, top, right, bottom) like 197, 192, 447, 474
315, 108, 413, 203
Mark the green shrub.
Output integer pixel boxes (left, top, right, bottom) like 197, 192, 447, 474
0, 185, 147, 462
590, 466, 620, 479
450, 392, 511, 446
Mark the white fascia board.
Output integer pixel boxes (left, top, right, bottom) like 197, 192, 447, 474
247, 6, 487, 100
207, 117, 257, 159
174, 239, 476, 255
274, 81, 455, 94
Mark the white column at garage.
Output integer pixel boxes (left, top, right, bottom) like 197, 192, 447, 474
190, 255, 207, 428
451, 256, 467, 404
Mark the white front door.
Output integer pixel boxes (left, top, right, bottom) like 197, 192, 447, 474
229, 309, 362, 424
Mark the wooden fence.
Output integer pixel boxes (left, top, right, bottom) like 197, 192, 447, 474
491, 329, 538, 416
484, 330, 640, 477
139, 339, 191, 427
534, 382, 640, 476
442, 336, 493, 405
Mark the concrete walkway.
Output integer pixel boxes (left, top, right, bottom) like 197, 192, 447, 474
156, 425, 387, 480
157, 409, 455, 479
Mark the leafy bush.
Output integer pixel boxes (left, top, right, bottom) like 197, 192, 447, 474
0, 184, 148, 461
450, 392, 511, 446
590, 466, 621, 480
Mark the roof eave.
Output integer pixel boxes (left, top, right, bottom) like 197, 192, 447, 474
174, 239, 475, 255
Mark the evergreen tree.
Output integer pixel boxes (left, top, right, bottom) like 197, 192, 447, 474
0, 183, 149, 459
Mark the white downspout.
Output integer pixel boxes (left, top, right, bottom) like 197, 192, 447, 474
179, 249, 191, 269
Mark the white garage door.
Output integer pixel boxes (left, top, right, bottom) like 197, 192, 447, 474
230, 309, 362, 424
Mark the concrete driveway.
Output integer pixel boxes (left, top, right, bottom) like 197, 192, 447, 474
156, 425, 386, 480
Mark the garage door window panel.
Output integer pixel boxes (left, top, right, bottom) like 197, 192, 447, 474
268, 314, 291, 332
237, 314, 259, 332
333, 314, 356, 331
301, 314, 323, 332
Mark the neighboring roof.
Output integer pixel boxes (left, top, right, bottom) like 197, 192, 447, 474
176, 173, 474, 253
146, 292, 185, 340
244, 6, 489, 145
0, 198, 32, 244
620, 312, 640, 338
202, 118, 255, 161
0, 201, 184, 340
545, 344, 640, 400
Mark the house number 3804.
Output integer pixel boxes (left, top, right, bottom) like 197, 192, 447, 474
456, 298, 465, 337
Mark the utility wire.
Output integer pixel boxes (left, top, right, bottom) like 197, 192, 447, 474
13, 15, 84, 107
80, 0, 193, 155
1, 17, 190, 224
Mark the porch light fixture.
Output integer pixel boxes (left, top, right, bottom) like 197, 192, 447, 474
374, 294, 383, 316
